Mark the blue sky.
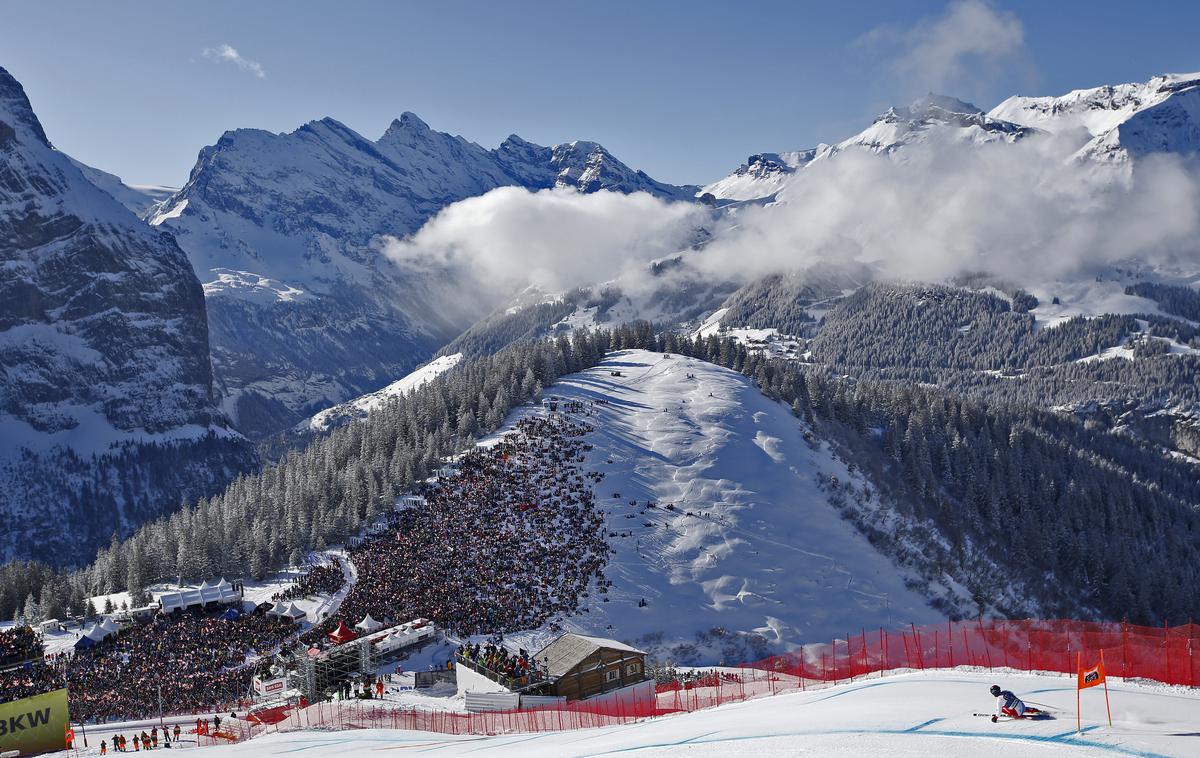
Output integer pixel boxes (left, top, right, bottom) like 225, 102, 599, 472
2, 0, 1197, 187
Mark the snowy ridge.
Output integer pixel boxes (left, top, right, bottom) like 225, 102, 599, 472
303, 353, 464, 433
704, 73, 1200, 201
67, 156, 176, 217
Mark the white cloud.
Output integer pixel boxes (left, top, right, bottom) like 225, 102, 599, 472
380, 187, 706, 298
857, 1, 1026, 95
202, 44, 266, 79
692, 139, 1200, 287
378, 139, 1200, 313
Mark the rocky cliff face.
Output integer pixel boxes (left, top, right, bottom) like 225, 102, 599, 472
0, 66, 251, 566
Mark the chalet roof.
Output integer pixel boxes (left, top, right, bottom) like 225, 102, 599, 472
533, 633, 645, 678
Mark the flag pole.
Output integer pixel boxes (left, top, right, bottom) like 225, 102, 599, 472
1101, 649, 1112, 726
1076, 651, 1082, 733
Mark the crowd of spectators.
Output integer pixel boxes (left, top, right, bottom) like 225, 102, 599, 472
306, 410, 610, 643
61, 610, 297, 722
456, 640, 547, 688
0, 610, 297, 720
273, 557, 346, 603
1, 404, 614, 718
0, 659, 60, 704
0, 625, 42, 667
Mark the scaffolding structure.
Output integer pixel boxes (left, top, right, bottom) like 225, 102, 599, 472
279, 623, 438, 702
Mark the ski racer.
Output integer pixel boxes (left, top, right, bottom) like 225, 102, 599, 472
990, 685, 1027, 721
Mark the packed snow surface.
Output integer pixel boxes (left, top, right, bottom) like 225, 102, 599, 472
189, 669, 1200, 757
495, 350, 942, 657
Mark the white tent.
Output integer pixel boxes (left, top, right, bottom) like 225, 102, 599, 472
355, 614, 383, 633
85, 625, 111, 642
159, 581, 239, 614
282, 603, 307, 621
99, 617, 121, 635
267, 601, 289, 617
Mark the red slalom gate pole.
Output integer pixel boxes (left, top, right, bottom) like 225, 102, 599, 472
1102, 650, 1113, 727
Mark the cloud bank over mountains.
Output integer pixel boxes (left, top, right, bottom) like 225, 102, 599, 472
382, 133, 1200, 300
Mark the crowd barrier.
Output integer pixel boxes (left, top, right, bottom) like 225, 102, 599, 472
222, 618, 1199, 743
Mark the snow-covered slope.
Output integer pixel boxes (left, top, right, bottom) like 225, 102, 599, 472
492, 351, 945, 660
0, 66, 250, 565
150, 113, 696, 438
203, 669, 1200, 757
990, 72, 1200, 163
67, 156, 176, 217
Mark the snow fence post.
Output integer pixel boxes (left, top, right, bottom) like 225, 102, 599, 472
1027, 625, 1033, 672
1121, 621, 1130, 679
1164, 621, 1171, 685
880, 627, 887, 677
862, 628, 869, 675
1077, 651, 1082, 734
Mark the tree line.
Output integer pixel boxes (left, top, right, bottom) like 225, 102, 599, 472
5, 322, 1197, 629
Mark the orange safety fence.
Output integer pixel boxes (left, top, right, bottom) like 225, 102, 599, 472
220, 618, 1200, 743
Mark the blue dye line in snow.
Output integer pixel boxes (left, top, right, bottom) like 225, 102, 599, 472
903, 718, 945, 731
580, 726, 1169, 758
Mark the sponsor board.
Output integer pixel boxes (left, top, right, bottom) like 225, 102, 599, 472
0, 688, 69, 756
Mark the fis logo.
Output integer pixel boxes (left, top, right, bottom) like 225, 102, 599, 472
1083, 670, 1099, 684
0, 706, 52, 736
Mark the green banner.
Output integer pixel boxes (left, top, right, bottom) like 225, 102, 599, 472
0, 688, 69, 756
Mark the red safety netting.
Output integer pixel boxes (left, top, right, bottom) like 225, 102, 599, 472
219, 618, 1199, 744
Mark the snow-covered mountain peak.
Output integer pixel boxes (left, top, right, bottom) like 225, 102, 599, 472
699, 150, 819, 201
702, 93, 1034, 202
392, 110, 431, 132
990, 71, 1200, 162
0, 66, 49, 147
850, 95, 1033, 153
906, 93, 982, 117
149, 109, 696, 438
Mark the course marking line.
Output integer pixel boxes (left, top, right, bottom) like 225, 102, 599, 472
576, 726, 1170, 758
904, 718, 944, 732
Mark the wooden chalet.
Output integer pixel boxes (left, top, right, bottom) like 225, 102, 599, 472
535, 633, 648, 701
